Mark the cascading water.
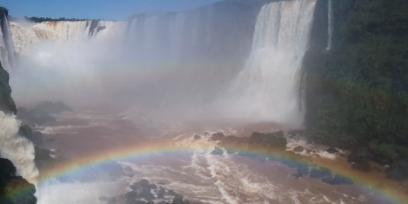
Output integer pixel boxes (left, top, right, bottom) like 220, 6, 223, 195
125, 4, 258, 64
326, 0, 333, 51
0, 111, 39, 183
126, 12, 208, 61
0, 13, 16, 70
10, 20, 125, 54
227, 0, 317, 126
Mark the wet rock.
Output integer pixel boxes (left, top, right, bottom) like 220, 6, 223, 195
123, 179, 190, 204
0, 158, 37, 204
210, 132, 225, 141
0, 61, 16, 114
18, 125, 43, 145
387, 159, 408, 180
294, 146, 304, 152
128, 179, 155, 200
326, 147, 338, 154
248, 131, 286, 149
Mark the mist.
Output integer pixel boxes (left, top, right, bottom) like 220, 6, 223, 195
9, 0, 313, 128
0, 111, 38, 183
2, 0, 407, 204
9, 16, 255, 127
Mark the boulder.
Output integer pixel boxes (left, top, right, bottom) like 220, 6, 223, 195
0, 158, 37, 204
294, 146, 304, 152
124, 179, 190, 204
326, 147, 338, 154
210, 132, 225, 141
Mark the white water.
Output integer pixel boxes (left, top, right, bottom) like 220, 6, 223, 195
115, 131, 364, 204
0, 14, 16, 70
126, 12, 198, 60
0, 111, 39, 183
326, 0, 333, 51
10, 20, 126, 54
37, 181, 124, 204
227, 0, 317, 126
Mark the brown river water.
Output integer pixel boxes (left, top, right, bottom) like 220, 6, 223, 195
35, 110, 404, 204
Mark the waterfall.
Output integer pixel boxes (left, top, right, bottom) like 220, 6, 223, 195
126, 13, 200, 61
124, 4, 257, 63
228, 0, 317, 126
0, 111, 39, 183
169, 13, 187, 59
0, 13, 16, 70
326, 0, 333, 51
10, 20, 126, 54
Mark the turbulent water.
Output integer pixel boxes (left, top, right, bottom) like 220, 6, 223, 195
32, 110, 387, 204
1, 1, 388, 204
0, 13, 16, 70
0, 111, 38, 183
227, 0, 317, 126
10, 20, 126, 54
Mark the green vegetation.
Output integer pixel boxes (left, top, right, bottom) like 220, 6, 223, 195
25, 17, 90, 22
304, 0, 408, 172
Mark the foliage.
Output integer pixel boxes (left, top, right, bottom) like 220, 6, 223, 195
304, 0, 408, 167
25, 16, 90, 22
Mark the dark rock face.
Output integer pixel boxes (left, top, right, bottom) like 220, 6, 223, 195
0, 158, 36, 204
0, 62, 16, 114
0, 7, 8, 17
87, 20, 106, 37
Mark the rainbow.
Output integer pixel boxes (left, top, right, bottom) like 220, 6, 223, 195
8, 140, 408, 203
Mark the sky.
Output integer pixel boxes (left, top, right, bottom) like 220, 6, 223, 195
0, 0, 220, 20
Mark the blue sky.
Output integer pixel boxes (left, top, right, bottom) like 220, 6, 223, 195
0, 0, 220, 20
